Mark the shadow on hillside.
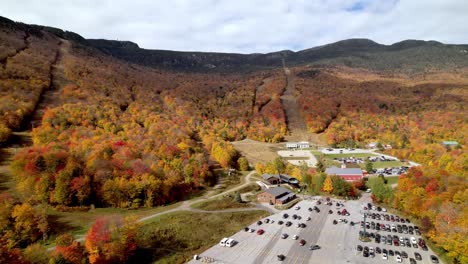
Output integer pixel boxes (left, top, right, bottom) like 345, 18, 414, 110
47, 214, 77, 237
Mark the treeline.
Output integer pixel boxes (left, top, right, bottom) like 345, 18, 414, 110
1, 213, 139, 264
395, 167, 467, 263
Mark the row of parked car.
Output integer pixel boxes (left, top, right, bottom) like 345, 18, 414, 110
357, 245, 439, 263
362, 221, 421, 235
365, 212, 411, 223
359, 231, 428, 250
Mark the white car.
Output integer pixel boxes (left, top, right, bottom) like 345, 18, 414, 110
248, 228, 255, 233
382, 253, 388, 260
292, 235, 299, 240
382, 208, 387, 212
396, 255, 402, 263
411, 237, 417, 244
369, 247, 374, 254
295, 206, 300, 210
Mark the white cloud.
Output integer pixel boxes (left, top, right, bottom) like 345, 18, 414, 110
0, 0, 466, 53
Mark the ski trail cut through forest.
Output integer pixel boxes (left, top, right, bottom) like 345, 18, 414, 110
1, 39, 71, 194
280, 59, 310, 142
29, 39, 72, 128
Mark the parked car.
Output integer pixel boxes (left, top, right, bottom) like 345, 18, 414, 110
409, 258, 417, 264
257, 229, 264, 235
294, 206, 300, 210
299, 239, 306, 246
285, 221, 292, 227
309, 245, 320, 250
278, 220, 284, 225
356, 245, 363, 252
430, 255, 439, 263
277, 254, 285, 261
414, 252, 422, 261
396, 255, 402, 263
292, 235, 298, 240
382, 253, 388, 260
257, 221, 262, 225
281, 233, 288, 239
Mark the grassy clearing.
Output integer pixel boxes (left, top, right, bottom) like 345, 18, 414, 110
45, 202, 183, 243
237, 183, 261, 194
133, 210, 270, 263
384, 176, 399, 186
324, 153, 377, 159
191, 195, 254, 211
365, 176, 399, 189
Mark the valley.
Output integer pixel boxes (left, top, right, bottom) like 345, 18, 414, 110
0, 15, 466, 264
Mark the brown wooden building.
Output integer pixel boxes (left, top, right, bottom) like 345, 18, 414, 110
257, 187, 296, 205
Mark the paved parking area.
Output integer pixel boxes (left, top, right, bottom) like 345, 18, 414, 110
189, 195, 439, 264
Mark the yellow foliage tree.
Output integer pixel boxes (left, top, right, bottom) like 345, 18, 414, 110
322, 176, 333, 193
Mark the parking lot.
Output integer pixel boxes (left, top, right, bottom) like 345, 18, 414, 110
190, 195, 439, 264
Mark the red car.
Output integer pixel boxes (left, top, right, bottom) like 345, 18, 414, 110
257, 229, 265, 235
299, 239, 306, 246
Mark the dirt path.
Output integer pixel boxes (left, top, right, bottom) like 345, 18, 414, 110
280, 60, 310, 142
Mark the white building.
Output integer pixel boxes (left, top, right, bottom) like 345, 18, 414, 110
286, 141, 310, 149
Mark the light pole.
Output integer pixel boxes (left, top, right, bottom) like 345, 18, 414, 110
359, 209, 370, 242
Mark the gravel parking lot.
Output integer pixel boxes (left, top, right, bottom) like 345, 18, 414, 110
190, 194, 439, 264
278, 150, 317, 167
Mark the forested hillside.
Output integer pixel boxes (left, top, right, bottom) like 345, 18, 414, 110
0, 15, 466, 263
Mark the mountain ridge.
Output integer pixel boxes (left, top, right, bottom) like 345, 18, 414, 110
1, 14, 468, 72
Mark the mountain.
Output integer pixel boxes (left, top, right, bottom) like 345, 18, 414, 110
3, 16, 467, 72
88, 37, 468, 72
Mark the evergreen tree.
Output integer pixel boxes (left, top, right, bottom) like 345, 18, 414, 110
365, 161, 373, 173
234, 191, 242, 203
316, 158, 325, 173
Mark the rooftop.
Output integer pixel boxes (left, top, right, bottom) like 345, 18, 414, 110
264, 187, 292, 198
325, 167, 363, 175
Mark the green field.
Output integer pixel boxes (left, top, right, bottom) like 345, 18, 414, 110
191, 195, 254, 211
323, 153, 377, 159
134, 210, 270, 263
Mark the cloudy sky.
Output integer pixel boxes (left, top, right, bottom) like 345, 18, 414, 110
1, 0, 467, 53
